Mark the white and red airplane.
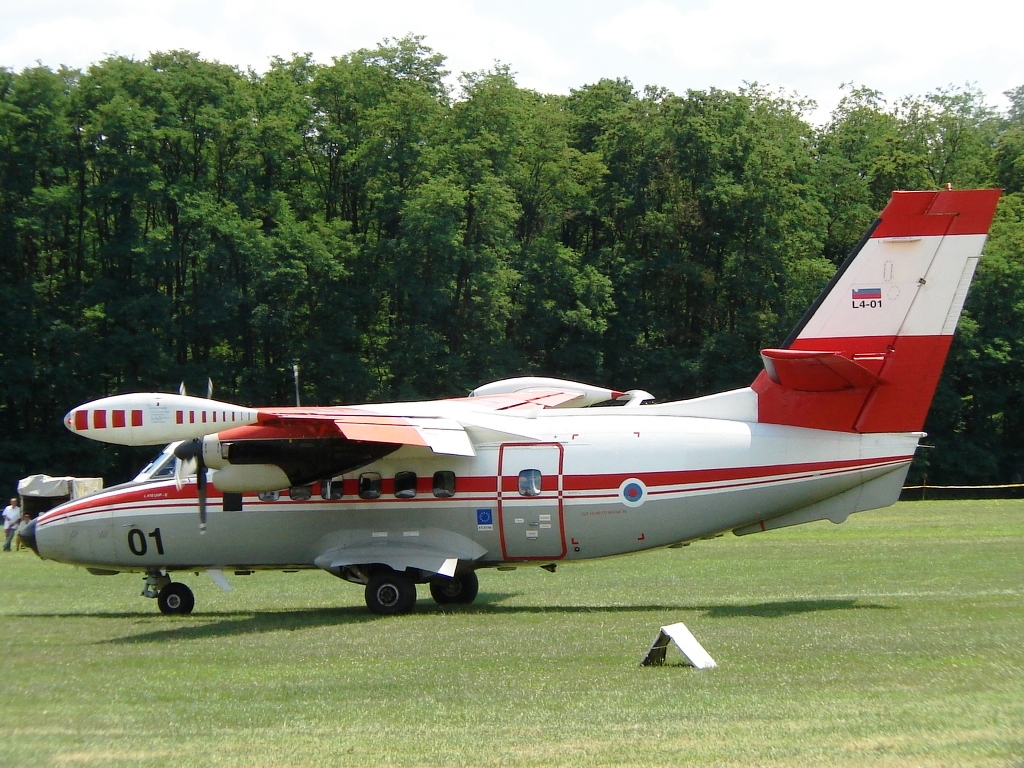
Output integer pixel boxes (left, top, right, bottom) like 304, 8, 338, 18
22, 188, 1002, 616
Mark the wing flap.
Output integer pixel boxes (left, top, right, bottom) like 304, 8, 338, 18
333, 420, 428, 447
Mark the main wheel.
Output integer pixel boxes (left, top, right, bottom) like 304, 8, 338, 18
365, 570, 417, 615
429, 571, 479, 606
157, 582, 195, 615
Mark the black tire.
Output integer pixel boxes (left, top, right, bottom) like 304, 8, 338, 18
429, 571, 479, 606
365, 570, 417, 615
157, 582, 195, 615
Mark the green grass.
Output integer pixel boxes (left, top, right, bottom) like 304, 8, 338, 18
2, 500, 1022, 767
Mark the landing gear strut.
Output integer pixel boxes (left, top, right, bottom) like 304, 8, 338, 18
142, 571, 195, 615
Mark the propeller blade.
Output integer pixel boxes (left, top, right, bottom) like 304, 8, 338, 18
178, 381, 187, 396
197, 466, 208, 535
206, 378, 214, 399
173, 439, 208, 534
173, 456, 197, 491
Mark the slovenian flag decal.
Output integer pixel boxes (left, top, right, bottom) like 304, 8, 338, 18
852, 287, 882, 300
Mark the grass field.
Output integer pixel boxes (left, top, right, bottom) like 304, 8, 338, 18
1, 500, 1022, 767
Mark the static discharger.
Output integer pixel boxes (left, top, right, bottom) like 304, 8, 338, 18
641, 622, 717, 668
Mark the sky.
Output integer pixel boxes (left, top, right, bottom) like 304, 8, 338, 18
1, 0, 1021, 123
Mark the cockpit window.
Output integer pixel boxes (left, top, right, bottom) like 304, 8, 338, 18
151, 456, 177, 479
133, 443, 181, 483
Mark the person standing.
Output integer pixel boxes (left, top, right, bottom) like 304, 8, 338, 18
3, 498, 20, 551
15, 512, 31, 551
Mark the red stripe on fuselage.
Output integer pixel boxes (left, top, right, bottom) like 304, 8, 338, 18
36, 455, 910, 528
563, 455, 910, 492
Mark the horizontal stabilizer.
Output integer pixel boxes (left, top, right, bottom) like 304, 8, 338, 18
760, 349, 882, 391
469, 377, 625, 408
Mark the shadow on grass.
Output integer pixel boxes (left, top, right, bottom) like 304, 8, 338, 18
701, 599, 893, 619
15, 595, 893, 644
465, 597, 893, 619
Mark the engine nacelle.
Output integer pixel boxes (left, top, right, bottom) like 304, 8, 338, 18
199, 433, 400, 491
211, 465, 291, 493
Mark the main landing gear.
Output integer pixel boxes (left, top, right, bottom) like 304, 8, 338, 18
429, 571, 479, 606
362, 568, 480, 615
142, 571, 195, 615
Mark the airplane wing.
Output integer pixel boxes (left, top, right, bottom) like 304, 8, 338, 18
62, 377, 628, 492
64, 377, 627, 449
63, 395, 475, 455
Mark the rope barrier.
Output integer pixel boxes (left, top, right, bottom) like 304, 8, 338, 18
903, 483, 1024, 490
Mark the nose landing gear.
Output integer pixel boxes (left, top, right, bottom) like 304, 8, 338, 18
142, 571, 195, 615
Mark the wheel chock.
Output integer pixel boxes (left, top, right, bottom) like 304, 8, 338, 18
641, 622, 716, 668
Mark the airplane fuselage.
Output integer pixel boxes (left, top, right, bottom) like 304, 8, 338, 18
33, 405, 918, 574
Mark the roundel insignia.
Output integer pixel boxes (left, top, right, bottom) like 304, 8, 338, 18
619, 478, 647, 508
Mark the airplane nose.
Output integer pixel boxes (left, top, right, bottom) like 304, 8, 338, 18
19, 519, 39, 556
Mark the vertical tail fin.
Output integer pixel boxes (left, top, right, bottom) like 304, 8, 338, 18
753, 189, 1002, 433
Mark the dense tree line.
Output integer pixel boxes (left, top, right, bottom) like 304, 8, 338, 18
2, 37, 1023, 490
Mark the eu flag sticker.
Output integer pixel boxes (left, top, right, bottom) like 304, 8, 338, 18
477, 508, 494, 531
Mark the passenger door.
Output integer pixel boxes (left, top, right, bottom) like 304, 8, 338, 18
497, 443, 565, 560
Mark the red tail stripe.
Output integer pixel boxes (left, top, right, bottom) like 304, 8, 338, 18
871, 189, 1001, 238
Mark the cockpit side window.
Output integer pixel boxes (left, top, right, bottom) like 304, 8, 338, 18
133, 443, 182, 483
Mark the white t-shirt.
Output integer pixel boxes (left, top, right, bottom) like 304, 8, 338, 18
3, 504, 20, 531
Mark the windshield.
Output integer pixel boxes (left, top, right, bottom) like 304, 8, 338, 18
133, 442, 182, 483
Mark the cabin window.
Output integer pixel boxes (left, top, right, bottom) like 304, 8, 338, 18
222, 492, 243, 512
432, 470, 456, 498
289, 485, 312, 501
257, 490, 279, 502
394, 471, 417, 498
321, 480, 343, 500
518, 469, 542, 497
359, 472, 382, 499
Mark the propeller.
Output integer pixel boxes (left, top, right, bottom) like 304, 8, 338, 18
180, 379, 214, 398
174, 438, 208, 534
173, 379, 213, 533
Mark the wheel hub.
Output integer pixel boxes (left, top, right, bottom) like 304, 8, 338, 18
376, 584, 400, 607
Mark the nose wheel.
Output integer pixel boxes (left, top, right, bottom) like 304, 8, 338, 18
157, 582, 195, 614
142, 573, 195, 615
